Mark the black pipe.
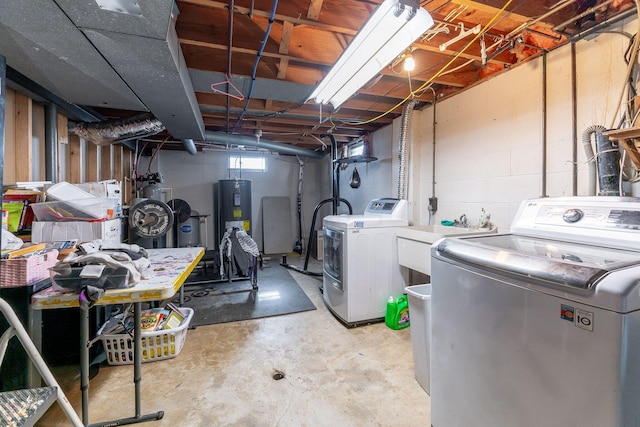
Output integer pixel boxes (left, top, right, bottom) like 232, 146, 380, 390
595, 130, 621, 196
281, 197, 352, 277
281, 134, 352, 276
323, 134, 341, 215
45, 103, 58, 183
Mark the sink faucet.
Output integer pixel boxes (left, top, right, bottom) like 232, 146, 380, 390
459, 214, 468, 228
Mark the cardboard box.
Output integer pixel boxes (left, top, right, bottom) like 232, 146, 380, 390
31, 218, 122, 244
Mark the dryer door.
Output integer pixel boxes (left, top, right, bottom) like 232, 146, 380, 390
323, 227, 344, 289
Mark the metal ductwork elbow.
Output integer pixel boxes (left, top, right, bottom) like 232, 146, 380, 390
182, 139, 197, 155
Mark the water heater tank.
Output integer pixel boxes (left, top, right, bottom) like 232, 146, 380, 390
217, 179, 252, 240
178, 210, 200, 247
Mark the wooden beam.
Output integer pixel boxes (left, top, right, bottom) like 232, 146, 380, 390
279, 21, 293, 54
87, 141, 98, 182
68, 134, 82, 184
14, 92, 33, 182
451, 0, 530, 24
4, 88, 16, 184
101, 145, 112, 180
180, 38, 322, 66
57, 114, 68, 145
122, 150, 133, 206
114, 145, 123, 182
57, 114, 68, 182
307, 0, 324, 20
179, 0, 358, 36
32, 104, 45, 181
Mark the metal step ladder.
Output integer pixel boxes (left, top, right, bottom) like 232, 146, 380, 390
0, 297, 82, 426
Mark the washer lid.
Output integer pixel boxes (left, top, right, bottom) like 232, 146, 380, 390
435, 234, 640, 289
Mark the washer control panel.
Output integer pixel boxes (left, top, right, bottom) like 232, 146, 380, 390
511, 196, 640, 249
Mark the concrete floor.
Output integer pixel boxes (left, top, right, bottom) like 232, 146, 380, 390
37, 257, 431, 426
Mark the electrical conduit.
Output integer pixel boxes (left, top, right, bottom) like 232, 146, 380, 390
582, 125, 605, 196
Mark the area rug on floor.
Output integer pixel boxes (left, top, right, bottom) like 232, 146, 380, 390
176, 264, 316, 327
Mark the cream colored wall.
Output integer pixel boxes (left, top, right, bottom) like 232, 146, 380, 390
408, 17, 637, 231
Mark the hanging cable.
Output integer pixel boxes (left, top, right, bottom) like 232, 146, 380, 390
225, 0, 235, 133
231, 0, 279, 133
147, 135, 170, 173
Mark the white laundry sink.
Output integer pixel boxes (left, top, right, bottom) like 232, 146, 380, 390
397, 224, 497, 275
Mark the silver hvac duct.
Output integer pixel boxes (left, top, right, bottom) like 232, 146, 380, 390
182, 139, 197, 155
70, 113, 165, 145
397, 99, 416, 200
203, 131, 327, 159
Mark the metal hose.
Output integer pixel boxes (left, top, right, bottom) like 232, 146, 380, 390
397, 99, 416, 200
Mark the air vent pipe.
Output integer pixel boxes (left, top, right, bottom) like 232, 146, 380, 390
70, 113, 165, 145
397, 99, 416, 200
182, 139, 197, 155
203, 131, 327, 159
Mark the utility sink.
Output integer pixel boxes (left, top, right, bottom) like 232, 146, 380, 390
397, 224, 498, 275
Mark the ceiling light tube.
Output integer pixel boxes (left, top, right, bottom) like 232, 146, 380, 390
307, 0, 434, 108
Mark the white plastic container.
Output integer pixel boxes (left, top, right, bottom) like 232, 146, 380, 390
405, 284, 431, 394
45, 181, 95, 201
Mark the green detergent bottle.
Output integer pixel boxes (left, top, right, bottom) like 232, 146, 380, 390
385, 295, 410, 330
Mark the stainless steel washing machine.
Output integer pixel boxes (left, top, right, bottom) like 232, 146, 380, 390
323, 198, 408, 326
430, 196, 640, 427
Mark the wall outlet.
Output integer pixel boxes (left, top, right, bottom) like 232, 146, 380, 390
428, 197, 438, 213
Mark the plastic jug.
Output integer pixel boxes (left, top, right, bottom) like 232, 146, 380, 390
385, 295, 410, 330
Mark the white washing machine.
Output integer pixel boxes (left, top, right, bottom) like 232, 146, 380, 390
323, 198, 408, 327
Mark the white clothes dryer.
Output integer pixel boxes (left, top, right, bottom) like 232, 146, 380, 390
322, 198, 408, 327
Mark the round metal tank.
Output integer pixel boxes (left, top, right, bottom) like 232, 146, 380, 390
178, 210, 200, 247
217, 179, 252, 239
142, 183, 162, 200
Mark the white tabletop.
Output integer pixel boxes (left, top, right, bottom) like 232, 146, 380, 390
31, 247, 205, 310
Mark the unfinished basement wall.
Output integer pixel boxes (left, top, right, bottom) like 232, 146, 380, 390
2, 87, 134, 192
153, 149, 329, 252
337, 123, 397, 214
409, 16, 636, 232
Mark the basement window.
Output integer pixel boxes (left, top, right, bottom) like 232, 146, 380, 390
348, 141, 365, 157
228, 155, 267, 172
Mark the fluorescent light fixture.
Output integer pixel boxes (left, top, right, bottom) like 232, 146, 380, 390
307, 0, 433, 108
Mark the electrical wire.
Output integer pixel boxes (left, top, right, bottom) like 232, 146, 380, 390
231, 0, 279, 132
146, 136, 170, 173
345, 0, 515, 126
